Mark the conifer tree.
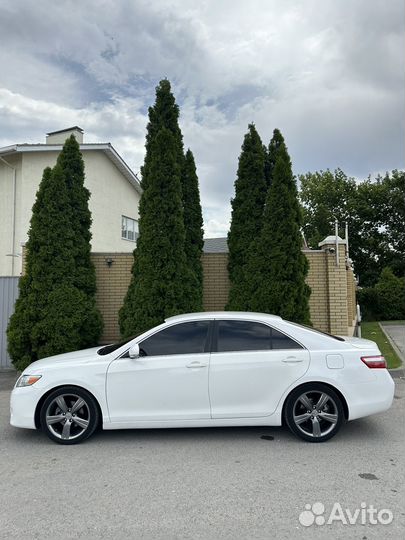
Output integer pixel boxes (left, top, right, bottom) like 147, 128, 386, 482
141, 79, 184, 191
265, 128, 285, 186
246, 138, 311, 323
56, 135, 97, 296
119, 128, 194, 337
56, 135, 102, 344
120, 80, 204, 335
226, 124, 267, 310
7, 159, 102, 371
182, 149, 204, 307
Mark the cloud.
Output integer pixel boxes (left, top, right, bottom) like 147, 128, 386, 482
0, 0, 403, 237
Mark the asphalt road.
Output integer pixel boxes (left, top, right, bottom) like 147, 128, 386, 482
0, 371, 404, 540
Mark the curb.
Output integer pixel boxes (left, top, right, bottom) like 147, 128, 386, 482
379, 322, 404, 373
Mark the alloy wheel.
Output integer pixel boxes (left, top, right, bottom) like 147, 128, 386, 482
292, 391, 339, 438
45, 393, 91, 441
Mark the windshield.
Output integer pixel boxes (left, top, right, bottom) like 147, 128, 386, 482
288, 322, 345, 342
97, 334, 142, 356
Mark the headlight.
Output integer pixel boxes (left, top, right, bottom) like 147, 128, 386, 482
15, 374, 42, 388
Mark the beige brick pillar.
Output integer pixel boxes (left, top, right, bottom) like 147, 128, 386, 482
318, 236, 349, 335
346, 266, 357, 332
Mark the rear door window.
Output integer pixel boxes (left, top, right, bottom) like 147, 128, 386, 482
216, 320, 271, 352
215, 320, 304, 352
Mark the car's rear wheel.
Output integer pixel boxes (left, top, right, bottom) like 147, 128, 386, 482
40, 386, 99, 445
284, 383, 344, 442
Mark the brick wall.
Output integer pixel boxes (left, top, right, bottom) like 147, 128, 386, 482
23, 244, 357, 343
91, 253, 133, 343
201, 253, 230, 311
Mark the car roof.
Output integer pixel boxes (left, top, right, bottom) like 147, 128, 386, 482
165, 312, 282, 323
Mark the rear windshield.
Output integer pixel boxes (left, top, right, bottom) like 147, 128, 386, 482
288, 322, 345, 342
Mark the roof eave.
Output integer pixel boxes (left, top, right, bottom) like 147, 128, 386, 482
0, 143, 142, 194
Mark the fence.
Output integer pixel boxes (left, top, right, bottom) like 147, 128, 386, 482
14, 235, 358, 353
91, 236, 357, 343
0, 277, 19, 369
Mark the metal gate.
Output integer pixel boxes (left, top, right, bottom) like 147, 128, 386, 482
0, 277, 19, 369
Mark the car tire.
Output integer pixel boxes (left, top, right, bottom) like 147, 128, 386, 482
40, 386, 99, 445
284, 383, 344, 442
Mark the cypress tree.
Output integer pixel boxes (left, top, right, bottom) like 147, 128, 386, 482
7, 161, 102, 371
119, 128, 193, 337
56, 135, 96, 296
226, 124, 267, 310
181, 149, 204, 308
56, 135, 102, 344
141, 79, 183, 191
246, 138, 311, 323
265, 128, 285, 186
120, 80, 203, 336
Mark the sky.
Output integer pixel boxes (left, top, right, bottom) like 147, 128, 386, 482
0, 0, 404, 237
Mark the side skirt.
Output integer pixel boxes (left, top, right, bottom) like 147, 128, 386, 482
102, 414, 281, 430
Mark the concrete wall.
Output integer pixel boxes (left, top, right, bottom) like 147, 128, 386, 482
0, 150, 140, 276
90, 243, 357, 343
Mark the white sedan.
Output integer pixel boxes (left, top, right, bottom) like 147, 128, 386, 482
10, 312, 394, 444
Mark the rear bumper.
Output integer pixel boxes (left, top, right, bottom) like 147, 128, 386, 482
10, 386, 39, 429
345, 370, 395, 421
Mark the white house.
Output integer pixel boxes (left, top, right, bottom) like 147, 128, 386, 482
0, 127, 141, 276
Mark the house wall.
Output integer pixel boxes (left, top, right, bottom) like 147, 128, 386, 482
79, 151, 140, 253
90, 244, 357, 343
0, 154, 22, 276
0, 150, 140, 276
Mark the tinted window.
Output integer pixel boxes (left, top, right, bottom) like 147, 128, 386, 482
217, 320, 271, 352
271, 328, 303, 350
140, 321, 210, 356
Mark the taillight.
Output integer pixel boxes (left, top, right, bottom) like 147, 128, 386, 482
361, 355, 387, 369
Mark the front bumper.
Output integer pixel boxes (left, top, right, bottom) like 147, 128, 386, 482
10, 386, 40, 429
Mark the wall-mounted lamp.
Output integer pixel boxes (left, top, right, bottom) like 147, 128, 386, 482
105, 257, 114, 268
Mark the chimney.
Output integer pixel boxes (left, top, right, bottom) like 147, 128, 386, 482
46, 126, 84, 144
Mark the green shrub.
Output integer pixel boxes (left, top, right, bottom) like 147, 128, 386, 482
358, 267, 405, 321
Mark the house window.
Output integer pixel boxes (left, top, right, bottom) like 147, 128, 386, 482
121, 216, 138, 242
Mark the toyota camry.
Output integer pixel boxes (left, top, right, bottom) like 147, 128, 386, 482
10, 312, 394, 444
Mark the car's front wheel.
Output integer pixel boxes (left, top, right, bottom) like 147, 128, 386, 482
40, 386, 99, 445
284, 383, 344, 442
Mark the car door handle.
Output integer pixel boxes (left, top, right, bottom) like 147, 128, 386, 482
186, 361, 207, 369
282, 356, 303, 364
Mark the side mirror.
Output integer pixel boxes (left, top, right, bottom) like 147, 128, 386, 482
128, 343, 140, 359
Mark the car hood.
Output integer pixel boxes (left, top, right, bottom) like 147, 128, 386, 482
24, 347, 103, 373
338, 336, 380, 351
